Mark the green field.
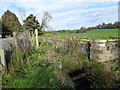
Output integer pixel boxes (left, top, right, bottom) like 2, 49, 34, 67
42, 29, 119, 39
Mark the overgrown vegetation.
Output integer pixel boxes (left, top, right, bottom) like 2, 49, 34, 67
2, 37, 120, 88
2, 39, 74, 88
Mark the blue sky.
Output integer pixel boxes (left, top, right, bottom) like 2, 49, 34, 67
0, 0, 119, 30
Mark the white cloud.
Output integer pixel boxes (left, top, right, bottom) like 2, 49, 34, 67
0, 1, 118, 30
49, 5, 118, 30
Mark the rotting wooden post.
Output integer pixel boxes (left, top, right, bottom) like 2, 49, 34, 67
35, 29, 39, 49
0, 49, 7, 69
13, 32, 19, 62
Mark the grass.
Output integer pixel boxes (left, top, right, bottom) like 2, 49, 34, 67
42, 29, 119, 40
79, 29, 119, 37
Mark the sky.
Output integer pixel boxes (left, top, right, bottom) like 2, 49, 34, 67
0, 0, 119, 30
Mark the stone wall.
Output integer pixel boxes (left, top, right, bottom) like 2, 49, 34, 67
90, 39, 120, 62
0, 37, 31, 67
39, 37, 120, 62
0, 37, 119, 67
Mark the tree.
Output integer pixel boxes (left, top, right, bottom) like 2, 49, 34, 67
0, 19, 12, 38
23, 12, 52, 35
2, 10, 22, 34
39, 12, 52, 31
23, 14, 40, 32
76, 27, 86, 33
102, 23, 106, 28
114, 22, 120, 29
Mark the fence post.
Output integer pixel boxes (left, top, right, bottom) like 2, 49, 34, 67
35, 29, 39, 49
0, 49, 7, 69
13, 32, 19, 62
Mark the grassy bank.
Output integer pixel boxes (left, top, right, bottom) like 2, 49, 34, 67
2, 40, 120, 88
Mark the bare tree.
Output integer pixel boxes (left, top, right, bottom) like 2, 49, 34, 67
39, 11, 52, 31
19, 8, 26, 24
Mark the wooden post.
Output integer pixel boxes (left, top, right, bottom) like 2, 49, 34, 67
35, 29, 39, 49
13, 32, 19, 62
0, 49, 7, 69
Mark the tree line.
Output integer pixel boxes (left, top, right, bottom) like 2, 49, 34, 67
76, 22, 120, 33
1, 10, 52, 38
46, 21, 120, 34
